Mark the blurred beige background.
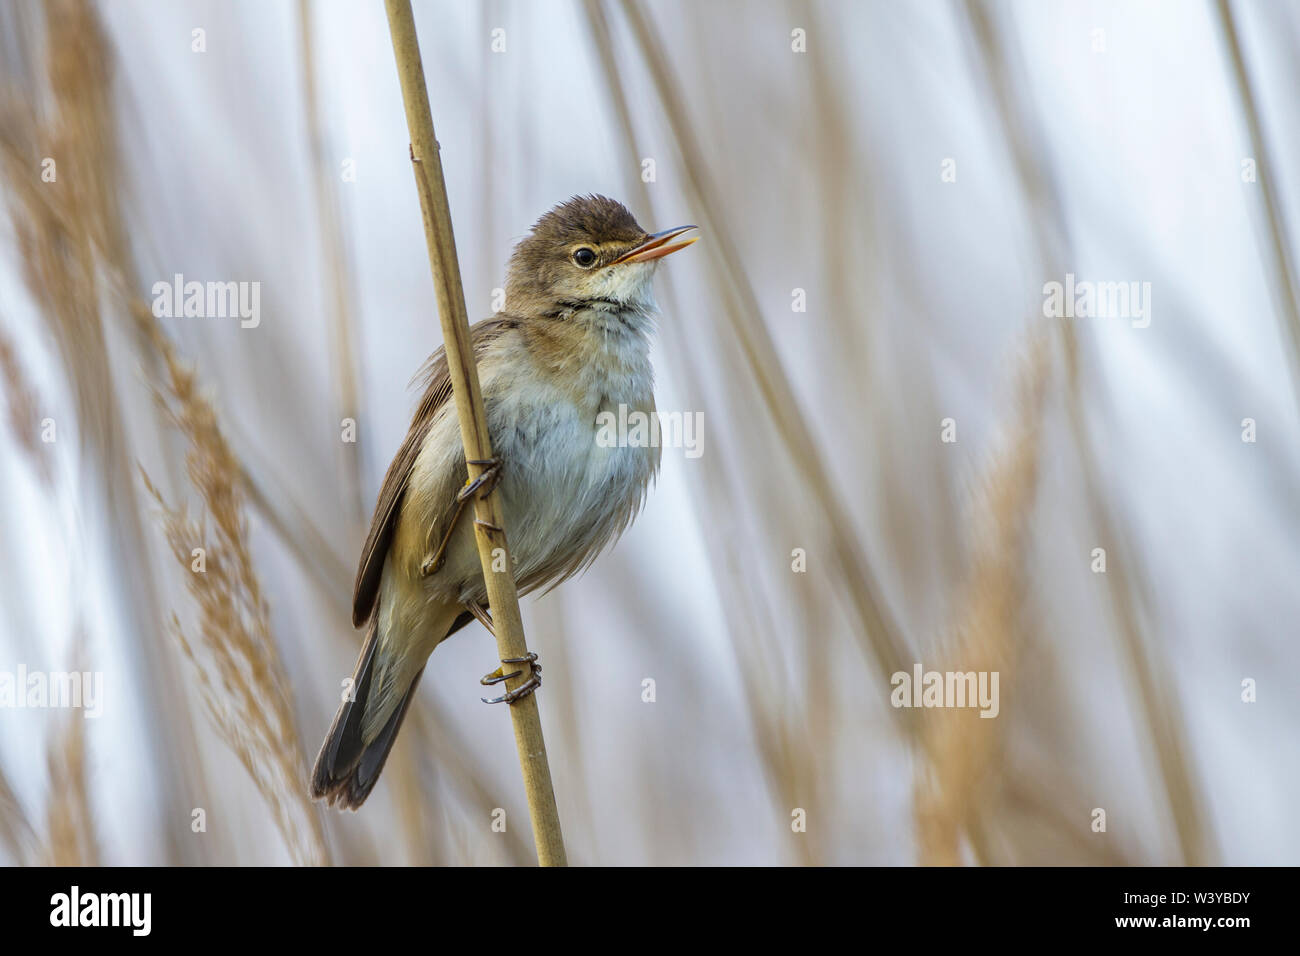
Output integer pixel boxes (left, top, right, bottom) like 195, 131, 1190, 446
0, 0, 1297, 865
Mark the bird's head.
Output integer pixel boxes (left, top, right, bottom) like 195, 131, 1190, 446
504, 195, 697, 318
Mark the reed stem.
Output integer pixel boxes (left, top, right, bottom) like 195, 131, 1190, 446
383, 0, 566, 867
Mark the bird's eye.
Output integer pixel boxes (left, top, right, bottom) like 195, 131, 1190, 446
572, 247, 597, 268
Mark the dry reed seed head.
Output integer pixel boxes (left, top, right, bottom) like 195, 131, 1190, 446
142, 370, 329, 864
0, 766, 37, 865
912, 334, 1049, 866
0, 331, 52, 481
2, 0, 332, 867
41, 626, 100, 867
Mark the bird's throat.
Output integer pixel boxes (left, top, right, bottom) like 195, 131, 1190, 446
523, 305, 655, 409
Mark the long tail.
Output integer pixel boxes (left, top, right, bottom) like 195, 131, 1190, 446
311, 610, 475, 810
310, 619, 421, 810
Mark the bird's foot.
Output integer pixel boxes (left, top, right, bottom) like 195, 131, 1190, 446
458, 457, 503, 502
480, 652, 542, 704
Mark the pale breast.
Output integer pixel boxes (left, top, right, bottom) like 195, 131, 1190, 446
402, 311, 660, 605
487, 367, 659, 595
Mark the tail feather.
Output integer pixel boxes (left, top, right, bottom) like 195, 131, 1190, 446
310, 620, 420, 810
311, 610, 476, 810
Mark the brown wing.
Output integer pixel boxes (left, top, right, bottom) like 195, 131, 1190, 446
351, 318, 516, 627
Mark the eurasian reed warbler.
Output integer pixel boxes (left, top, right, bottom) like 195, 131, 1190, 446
312, 195, 697, 808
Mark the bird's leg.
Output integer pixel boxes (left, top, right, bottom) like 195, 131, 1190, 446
465, 599, 495, 636
420, 496, 468, 577
420, 458, 503, 577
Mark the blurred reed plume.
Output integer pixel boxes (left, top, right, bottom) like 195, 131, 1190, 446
2, 0, 323, 865
41, 629, 99, 867
139, 331, 328, 867
964, 0, 1213, 864
1, 0, 212, 863
41, 714, 98, 866
915, 332, 1048, 865
0, 765, 36, 865
0, 331, 50, 482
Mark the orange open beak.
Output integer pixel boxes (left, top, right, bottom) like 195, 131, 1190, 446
611, 225, 699, 264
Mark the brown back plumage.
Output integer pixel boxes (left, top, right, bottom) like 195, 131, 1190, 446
351, 318, 513, 627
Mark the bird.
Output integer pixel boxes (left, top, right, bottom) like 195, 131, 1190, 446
311, 195, 697, 809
